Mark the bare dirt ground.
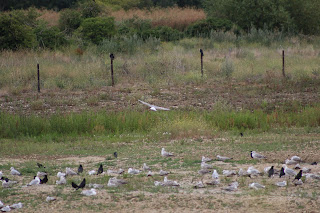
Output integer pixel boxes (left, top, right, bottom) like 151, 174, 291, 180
0, 80, 319, 115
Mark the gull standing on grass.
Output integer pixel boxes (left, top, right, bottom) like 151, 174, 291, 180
128, 168, 141, 175
107, 177, 128, 187
250, 151, 267, 159
81, 189, 97, 196
159, 170, 169, 176
46, 196, 56, 202
56, 176, 66, 185
283, 165, 297, 177
201, 162, 213, 170
161, 148, 174, 157
212, 170, 219, 179
143, 163, 151, 171
275, 180, 287, 187
249, 183, 265, 190
223, 182, 239, 191
10, 167, 21, 176
202, 156, 212, 162
138, 100, 170, 111
10, 203, 23, 209
27, 176, 40, 186
216, 155, 233, 161
66, 167, 77, 176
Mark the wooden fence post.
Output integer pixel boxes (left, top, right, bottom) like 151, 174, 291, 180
200, 49, 204, 77
37, 63, 40, 92
282, 50, 285, 78
110, 53, 115, 86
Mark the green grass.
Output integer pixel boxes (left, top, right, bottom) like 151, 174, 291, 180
0, 105, 319, 139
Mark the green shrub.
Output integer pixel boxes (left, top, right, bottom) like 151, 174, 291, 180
79, 1, 102, 18
186, 18, 233, 37
59, 9, 83, 35
34, 22, 68, 49
146, 26, 183, 41
80, 17, 116, 44
117, 17, 152, 37
0, 13, 36, 50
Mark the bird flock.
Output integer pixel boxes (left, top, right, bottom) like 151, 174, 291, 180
0, 147, 319, 211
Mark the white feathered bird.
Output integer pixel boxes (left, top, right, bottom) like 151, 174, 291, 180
138, 100, 170, 111
10, 167, 21, 176
161, 148, 174, 157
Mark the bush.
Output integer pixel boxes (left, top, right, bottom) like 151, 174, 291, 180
79, 1, 102, 18
186, 18, 233, 37
59, 9, 82, 35
80, 17, 116, 45
117, 17, 153, 37
0, 13, 36, 50
34, 22, 68, 49
144, 26, 183, 41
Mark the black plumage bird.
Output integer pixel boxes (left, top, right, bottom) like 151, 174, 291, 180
240, 132, 243, 137
110, 53, 115, 60
78, 165, 83, 174
293, 170, 303, 182
37, 163, 45, 168
97, 164, 103, 175
268, 166, 274, 178
311, 161, 317, 165
72, 178, 86, 190
279, 167, 285, 178
114, 152, 118, 158
1, 177, 9, 182
40, 175, 48, 184
200, 49, 204, 57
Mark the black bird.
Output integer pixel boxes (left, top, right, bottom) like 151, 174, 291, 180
40, 175, 48, 184
110, 53, 115, 60
78, 165, 83, 174
97, 164, 103, 175
240, 132, 243, 137
279, 167, 285, 178
72, 178, 86, 190
114, 152, 118, 158
37, 163, 45, 168
311, 161, 317, 165
268, 166, 274, 178
293, 170, 303, 182
200, 49, 204, 57
1, 177, 9, 182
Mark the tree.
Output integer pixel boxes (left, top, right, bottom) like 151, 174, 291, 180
80, 17, 116, 44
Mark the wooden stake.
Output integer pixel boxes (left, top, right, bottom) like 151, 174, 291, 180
282, 50, 285, 78
37, 63, 40, 92
110, 53, 115, 86
200, 49, 204, 77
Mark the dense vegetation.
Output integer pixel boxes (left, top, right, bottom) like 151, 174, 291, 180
0, 0, 319, 51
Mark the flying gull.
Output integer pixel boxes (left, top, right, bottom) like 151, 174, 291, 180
138, 100, 170, 111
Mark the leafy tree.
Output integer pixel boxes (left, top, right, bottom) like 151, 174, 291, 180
80, 17, 116, 44
79, 1, 102, 18
59, 9, 83, 35
34, 21, 68, 49
0, 13, 36, 50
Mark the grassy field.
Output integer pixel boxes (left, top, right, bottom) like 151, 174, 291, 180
1, 30, 320, 212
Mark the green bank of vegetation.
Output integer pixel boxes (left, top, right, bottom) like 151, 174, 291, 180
0, 0, 319, 51
1, 105, 319, 139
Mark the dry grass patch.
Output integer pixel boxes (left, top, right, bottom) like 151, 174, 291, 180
111, 7, 206, 30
